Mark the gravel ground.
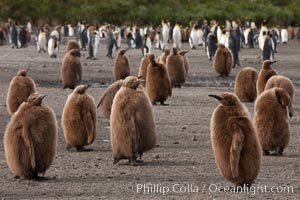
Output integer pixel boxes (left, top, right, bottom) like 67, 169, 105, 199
0, 39, 299, 199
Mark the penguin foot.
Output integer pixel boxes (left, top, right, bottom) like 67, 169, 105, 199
113, 156, 121, 164
14, 175, 20, 179
263, 149, 270, 156
66, 145, 72, 151
160, 102, 169, 106
130, 159, 144, 166
76, 146, 93, 152
32, 175, 48, 182
275, 147, 284, 156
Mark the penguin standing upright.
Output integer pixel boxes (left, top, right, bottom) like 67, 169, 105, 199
37, 28, 46, 53
68, 24, 74, 37
80, 21, 88, 51
172, 22, 181, 49
206, 32, 218, 60
189, 25, 199, 49
263, 31, 274, 61
86, 26, 97, 60
228, 28, 240, 67
48, 34, 58, 58
161, 20, 169, 49
203, 20, 210, 52
106, 27, 118, 59
281, 28, 288, 44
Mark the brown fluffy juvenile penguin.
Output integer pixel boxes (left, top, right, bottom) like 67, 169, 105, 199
62, 85, 96, 151
6, 69, 37, 115
4, 92, 57, 180
110, 76, 157, 165
234, 67, 258, 102
213, 43, 233, 77
138, 54, 150, 87
256, 60, 278, 95
166, 47, 186, 88
178, 50, 190, 77
113, 49, 130, 81
209, 92, 261, 186
254, 87, 291, 156
97, 80, 123, 119
146, 54, 172, 105
265, 75, 295, 117
67, 39, 80, 52
157, 47, 170, 65
61, 49, 82, 89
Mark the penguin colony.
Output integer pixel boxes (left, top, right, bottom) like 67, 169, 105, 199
2, 19, 297, 189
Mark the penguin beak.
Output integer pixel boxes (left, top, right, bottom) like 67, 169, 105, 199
40, 94, 47, 99
86, 83, 92, 89
208, 94, 223, 101
136, 79, 146, 85
137, 75, 143, 79
270, 60, 277, 64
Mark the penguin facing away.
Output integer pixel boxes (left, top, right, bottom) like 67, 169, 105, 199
234, 67, 258, 102
110, 76, 157, 165
4, 92, 57, 180
264, 75, 295, 118
256, 60, 278, 95
6, 69, 37, 115
113, 49, 130, 81
254, 87, 291, 156
62, 85, 97, 151
61, 49, 82, 89
146, 53, 172, 105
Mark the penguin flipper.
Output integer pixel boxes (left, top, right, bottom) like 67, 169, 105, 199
230, 122, 245, 179
22, 126, 36, 170
83, 109, 96, 145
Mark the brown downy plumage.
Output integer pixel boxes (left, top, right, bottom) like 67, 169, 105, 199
256, 60, 278, 95
6, 69, 37, 115
146, 54, 172, 105
62, 85, 96, 151
4, 92, 57, 180
234, 67, 258, 102
110, 76, 156, 165
178, 50, 190, 77
213, 43, 233, 77
61, 49, 82, 89
254, 87, 291, 156
113, 49, 130, 81
265, 75, 295, 117
67, 39, 80, 52
157, 47, 170, 65
97, 80, 124, 119
138, 54, 150, 87
166, 47, 186, 88
209, 92, 261, 186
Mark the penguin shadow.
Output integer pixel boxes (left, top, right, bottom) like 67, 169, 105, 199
265, 153, 300, 158
142, 159, 196, 167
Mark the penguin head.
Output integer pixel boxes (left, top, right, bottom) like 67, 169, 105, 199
69, 49, 81, 57
262, 60, 277, 69
178, 50, 189, 56
74, 84, 91, 94
27, 92, 47, 106
148, 53, 156, 65
118, 49, 127, 55
208, 92, 240, 106
123, 76, 145, 90
274, 87, 291, 108
172, 47, 178, 55
17, 69, 27, 76
164, 47, 170, 55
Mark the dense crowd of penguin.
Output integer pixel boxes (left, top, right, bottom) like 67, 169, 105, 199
0, 18, 298, 188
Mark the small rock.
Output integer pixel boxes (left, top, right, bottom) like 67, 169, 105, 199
192, 136, 197, 141
182, 126, 187, 130
173, 141, 179, 144
155, 155, 159, 159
